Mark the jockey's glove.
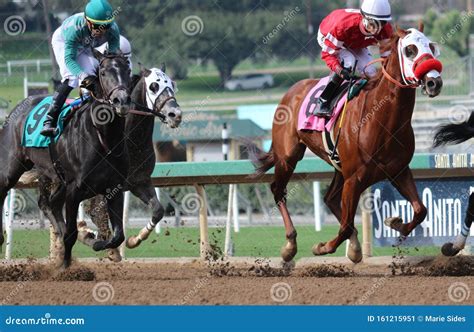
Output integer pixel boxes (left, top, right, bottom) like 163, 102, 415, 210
335, 66, 352, 81
80, 75, 97, 91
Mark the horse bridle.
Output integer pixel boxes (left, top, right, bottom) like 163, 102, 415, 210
89, 55, 130, 104
129, 76, 177, 123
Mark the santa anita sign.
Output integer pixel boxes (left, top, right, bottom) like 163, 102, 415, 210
372, 153, 474, 246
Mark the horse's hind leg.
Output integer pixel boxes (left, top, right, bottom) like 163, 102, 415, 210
442, 192, 473, 256
79, 195, 121, 262
126, 181, 164, 248
323, 171, 362, 263
92, 192, 125, 251
384, 168, 427, 237
314, 174, 363, 255
271, 144, 306, 262
37, 177, 66, 266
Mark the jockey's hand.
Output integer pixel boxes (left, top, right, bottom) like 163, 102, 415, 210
80, 75, 96, 91
336, 66, 352, 81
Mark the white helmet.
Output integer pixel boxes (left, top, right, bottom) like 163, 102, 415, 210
360, 0, 392, 21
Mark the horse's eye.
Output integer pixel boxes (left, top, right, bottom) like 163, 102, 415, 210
404, 45, 418, 59
429, 43, 440, 57
149, 82, 159, 94
101, 71, 106, 76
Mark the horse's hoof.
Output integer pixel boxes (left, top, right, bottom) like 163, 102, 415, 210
77, 230, 95, 244
107, 248, 122, 262
312, 242, 327, 256
280, 244, 297, 262
441, 242, 461, 257
347, 243, 363, 264
93, 241, 106, 252
384, 217, 407, 234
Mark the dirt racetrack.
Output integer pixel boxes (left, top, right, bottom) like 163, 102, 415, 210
0, 255, 473, 305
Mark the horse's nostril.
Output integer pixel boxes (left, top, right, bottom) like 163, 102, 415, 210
113, 98, 120, 105
126, 96, 131, 104
168, 112, 176, 118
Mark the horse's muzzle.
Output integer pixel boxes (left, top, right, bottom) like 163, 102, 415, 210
112, 91, 132, 117
423, 71, 443, 98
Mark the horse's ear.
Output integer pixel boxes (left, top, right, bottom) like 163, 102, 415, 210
141, 68, 152, 77
93, 49, 104, 61
418, 20, 424, 33
161, 63, 166, 73
396, 25, 408, 38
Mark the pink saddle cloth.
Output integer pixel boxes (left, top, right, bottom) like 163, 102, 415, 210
297, 76, 349, 132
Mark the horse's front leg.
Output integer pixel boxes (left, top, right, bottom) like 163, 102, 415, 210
442, 193, 473, 256
92, 191, 125, 251
384, 168, 427, 236
126, 182, 164, 249
313, 175, 363, 256
63, 188, 81, 269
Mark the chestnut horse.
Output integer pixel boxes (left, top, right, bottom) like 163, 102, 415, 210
253, 25, 443, 263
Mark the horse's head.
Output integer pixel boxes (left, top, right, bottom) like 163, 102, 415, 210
93, 50, 132, 117
395, 23, 443, 97
141, 64, 182, 128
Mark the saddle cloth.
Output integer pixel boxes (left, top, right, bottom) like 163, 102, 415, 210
297, 76, 350, 132
22, 97, 83, 148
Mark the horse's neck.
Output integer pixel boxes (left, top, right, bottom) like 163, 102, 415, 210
127, 78, 155, 143
370, 55, 416, 125
90, 101, 126, 150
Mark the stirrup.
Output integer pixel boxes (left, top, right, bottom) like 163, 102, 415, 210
313, 103, 333, 119
40, 122, 57, 137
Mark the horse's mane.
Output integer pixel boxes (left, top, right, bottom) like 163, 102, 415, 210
364, 32, 401, 90
131, 74, 142, 89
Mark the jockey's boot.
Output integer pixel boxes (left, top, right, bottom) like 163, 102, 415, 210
40, 80, 73, 137
313, 72, 344, 119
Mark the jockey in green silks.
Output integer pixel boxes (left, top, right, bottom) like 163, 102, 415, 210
41, 0, 122, 137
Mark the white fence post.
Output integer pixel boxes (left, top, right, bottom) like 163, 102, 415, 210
224, 184, 234, 256
120, 191, 131, 259
155, 188, 161, 234
313, 181, 321, 231
5, 189, 15, 260
232, 185, 239, 233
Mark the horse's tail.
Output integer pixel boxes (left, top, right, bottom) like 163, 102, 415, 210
248, 142, 275, 178
434, 111, 474, 147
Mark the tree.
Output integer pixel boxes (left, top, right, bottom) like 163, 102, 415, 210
424, 9, 471, 57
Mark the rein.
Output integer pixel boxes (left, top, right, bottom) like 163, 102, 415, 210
365, 58, 419, 89
129, 77, 176, 123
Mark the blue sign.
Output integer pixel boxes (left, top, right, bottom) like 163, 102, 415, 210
372, 179, 474, 247
0, 305, 472, 332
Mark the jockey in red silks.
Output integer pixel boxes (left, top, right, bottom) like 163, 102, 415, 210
313, 0, 393, 118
